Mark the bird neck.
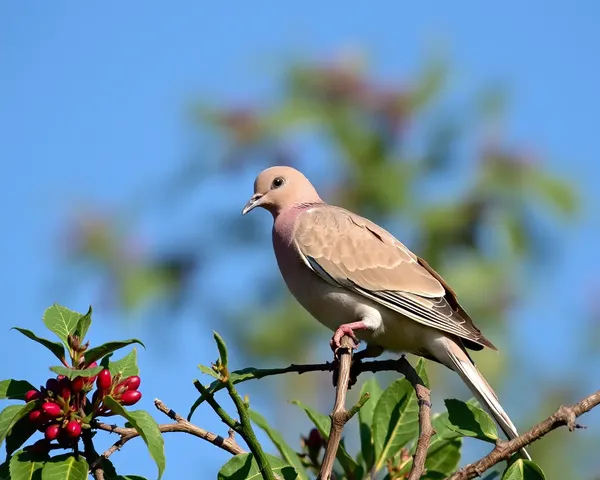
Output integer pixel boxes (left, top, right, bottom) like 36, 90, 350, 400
271, 200, 322, 219
272, 202, 319, 240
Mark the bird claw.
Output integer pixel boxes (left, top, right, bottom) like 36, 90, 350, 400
330, 325, 360, 353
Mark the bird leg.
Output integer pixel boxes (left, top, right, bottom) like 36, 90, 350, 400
330, 321, 369, 352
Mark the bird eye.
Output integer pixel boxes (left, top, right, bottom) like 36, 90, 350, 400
271, 177, 285, 189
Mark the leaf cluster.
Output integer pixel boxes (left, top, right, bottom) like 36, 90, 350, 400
196, 336, 546, 480
0, 304, 163, 480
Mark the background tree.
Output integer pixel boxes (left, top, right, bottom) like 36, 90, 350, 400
58, 53, 593, 478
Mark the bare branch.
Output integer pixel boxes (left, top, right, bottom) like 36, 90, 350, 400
92, 398, 245, 468
447, 389, 600, 479
154, 398, 246, 455
318, 336, 370, 480
393, 357, 434, 480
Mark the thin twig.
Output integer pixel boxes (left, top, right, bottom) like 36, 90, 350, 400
193, 381, 240, 430
447, 389, 600, 479
197, 356, 442, 394
318, 336, 369, 480
93, 398, 245, 468
224, 373, 277, 480
195, 374, 276, 480
189, 354, 436, 420
154, 398, 245, 455
189, 361, 338, 417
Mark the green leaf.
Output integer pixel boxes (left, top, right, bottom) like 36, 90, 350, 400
414, 358, 430, 388
292, 401, 362, 479
217, 453, 298, 480
96, 458, 118, 478
198, 364, 219, 378
249, 410, 308, 480
42, 304, 82, 346
9, 450, 47, 480
103, 397, 165, 479
502, 459, 546, 480
424, 437, 462, 477
84, 339, 145, 365
109, 349, 140, 378
0, 403, 37, 448
395, 411, 462, 478
0, 380, 36, 401
213, 331, 228, 368
49, 366, 103, 380
73, 306, 92, 341
41, 454, 88, 480
444, 399, 498, 442
6, 416, 37, 456
371, 377, 419, 470
188, 367, 265, 419
11, 329, 65, 363
187, 395, 204, 421
358, 376, 382, 470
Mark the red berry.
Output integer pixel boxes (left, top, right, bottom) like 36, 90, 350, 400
24, 390, 40, 403
119, 390, 142, 406
45, 424, 60, 441
59, 378, 72, 400
58, 376, 71, 388
116, 375, 141, 394
28, 409, 44, 424
41, 402, 62, 418
97, 369, 112, 391
84, 362, 99, 384
65, 420, 82, 439
45, 378, 59, 393
124, 376, 141, 390
72, 377, 85, 393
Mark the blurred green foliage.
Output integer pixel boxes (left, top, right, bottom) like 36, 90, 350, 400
59, 54, 592, 477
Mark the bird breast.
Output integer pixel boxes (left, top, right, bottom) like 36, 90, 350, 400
271, 207, 430, 353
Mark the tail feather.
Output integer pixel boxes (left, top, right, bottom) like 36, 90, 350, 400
438, 337, 531, 460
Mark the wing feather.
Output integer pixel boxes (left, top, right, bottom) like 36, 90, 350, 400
294, 205, 496, 350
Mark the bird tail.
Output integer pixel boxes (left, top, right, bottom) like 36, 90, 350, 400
437, 337, 531, 460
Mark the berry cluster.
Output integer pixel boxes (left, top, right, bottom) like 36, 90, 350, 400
23, 365, 141, 452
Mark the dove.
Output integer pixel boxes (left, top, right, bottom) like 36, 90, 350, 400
242, 166, 530, 458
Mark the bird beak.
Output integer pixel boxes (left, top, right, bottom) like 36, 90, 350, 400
242, 193, 263, 215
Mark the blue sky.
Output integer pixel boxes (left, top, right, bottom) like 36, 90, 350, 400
1, 2, 599, 478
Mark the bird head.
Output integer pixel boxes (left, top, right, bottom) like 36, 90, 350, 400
242, 166, 322, 216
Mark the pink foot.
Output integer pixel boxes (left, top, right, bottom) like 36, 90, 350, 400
330, 321, 368, 352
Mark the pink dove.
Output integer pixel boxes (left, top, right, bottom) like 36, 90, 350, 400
243, 166, 530, 459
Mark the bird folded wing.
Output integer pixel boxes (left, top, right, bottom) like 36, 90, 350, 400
294, 206, 495, 350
